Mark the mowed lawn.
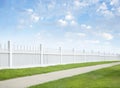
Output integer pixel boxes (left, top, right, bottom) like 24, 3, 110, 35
29, 64, 120, 88
0, 61, 117, 80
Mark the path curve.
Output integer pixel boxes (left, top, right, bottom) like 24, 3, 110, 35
0, 62, 120, 88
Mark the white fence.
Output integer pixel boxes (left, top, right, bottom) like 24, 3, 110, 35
0, 41, 120, 69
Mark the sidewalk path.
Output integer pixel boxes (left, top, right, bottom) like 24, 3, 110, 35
0, 62, 120, 88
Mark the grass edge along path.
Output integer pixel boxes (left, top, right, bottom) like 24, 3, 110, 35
0, 61, 119, 81
29, 64, 120, 88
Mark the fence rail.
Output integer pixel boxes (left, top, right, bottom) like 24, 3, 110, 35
0, 41, 120, 69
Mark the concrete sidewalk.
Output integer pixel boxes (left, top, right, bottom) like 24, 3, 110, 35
0, 62, 120, 88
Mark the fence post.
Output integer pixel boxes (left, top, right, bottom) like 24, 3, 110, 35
40, 44, 43, 66
91, 50, 94, 62
83, 49, 86, 62
8, 40, 12, 68
73, 48, 75, 63
59, 47, 62, 64
104, 51, 106, 61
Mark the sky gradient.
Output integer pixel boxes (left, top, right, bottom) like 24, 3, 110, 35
0, 0, 120, 52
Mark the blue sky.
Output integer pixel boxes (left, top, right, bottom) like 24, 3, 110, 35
0, 0, 120, 52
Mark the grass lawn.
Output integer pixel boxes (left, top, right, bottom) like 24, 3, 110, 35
29, 64, 120, 88
0, 61, 118, 81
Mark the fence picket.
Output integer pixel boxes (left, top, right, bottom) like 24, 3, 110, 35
0, 41, 119, 69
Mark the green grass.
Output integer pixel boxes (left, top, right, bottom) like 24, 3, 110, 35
29, 63, 120, 88
0, 61, 118, 81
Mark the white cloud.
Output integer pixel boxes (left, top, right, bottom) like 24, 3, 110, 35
58, 18, 78, 27
33, 30, 116, 52
17, 8, 41, 29
58, 12, 78, 27
117, 7, 120, 12
74, 0, 88, 8
110, 0, 119, 6
89, 0, 99, 4
26, 8, 33, 14
31, 13, 40, 23
101, 32, 114, 40
65, 13, 74, 20
97, 2, 114, 17
104, 10, 113, 17
74, 0, 80, 7
25, 8, 40, 23
63, 31, 101, 49
81, 24, 92, 29
58, 19, 68, 26
70, 20, 77, 26
116, 7, 120, 16
47, 1, 55, 10
97, 2, 107, 11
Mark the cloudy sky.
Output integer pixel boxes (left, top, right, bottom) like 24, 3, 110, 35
0, 0, 120, 52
